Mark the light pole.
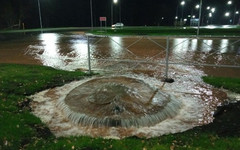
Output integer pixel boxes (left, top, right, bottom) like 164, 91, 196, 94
180, 1, 185, 22
227, 0, 233, 24
197, 0, 202, 36
37, 0, 43, 33
233, 9, 239, 24
225, 12, 231, 24
90, 0, 93, 30
111, 0, 118, 25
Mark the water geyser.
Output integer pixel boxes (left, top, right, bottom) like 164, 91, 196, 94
57, 76, 181, 128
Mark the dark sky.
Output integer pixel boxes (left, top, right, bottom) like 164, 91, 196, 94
0, 0, 239, 29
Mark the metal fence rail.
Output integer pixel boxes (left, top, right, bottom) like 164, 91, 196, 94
86, 35, 240, 78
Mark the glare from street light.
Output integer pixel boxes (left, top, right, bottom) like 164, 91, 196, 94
209, 13, 212, 17
225, 12, 230, 17
211, 8, 215, 13
227, 1, 232, 5
113, 0, 118, 4
207, 6, 210, 10
236, 11, 239, 14
175, 16, 178, 19
195, 4, 200, 9
184, 18, 187, 21
192, 15, 196, 18
181, 1, 185, 6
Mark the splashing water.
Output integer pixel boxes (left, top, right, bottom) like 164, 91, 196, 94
56, 76, 181, 128
30, 65, 227, 139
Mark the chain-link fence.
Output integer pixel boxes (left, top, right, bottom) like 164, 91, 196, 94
85, 35, 240, 78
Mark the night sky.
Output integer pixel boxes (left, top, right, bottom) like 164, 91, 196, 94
0, 0, 239, 29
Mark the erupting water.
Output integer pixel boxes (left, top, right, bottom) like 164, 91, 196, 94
57, 76, 181, 128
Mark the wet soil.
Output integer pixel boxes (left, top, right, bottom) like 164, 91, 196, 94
199, 101, 240, 137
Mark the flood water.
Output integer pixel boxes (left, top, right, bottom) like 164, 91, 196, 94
10, 32, 238, 138
0, 32, 240, 77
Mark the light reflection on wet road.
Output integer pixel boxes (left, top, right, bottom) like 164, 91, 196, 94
0, 32, 239, 77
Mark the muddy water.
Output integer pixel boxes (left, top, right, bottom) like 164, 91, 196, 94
0, 32, 239, 77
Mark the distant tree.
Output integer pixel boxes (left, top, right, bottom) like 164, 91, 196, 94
0, 0, 33, 29
0, 1, 17, 29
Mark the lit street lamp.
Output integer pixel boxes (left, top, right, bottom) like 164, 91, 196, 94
195, 4, 200, 9
225, 12, 230, 17
233, 10, 239, 24
211, 8, 215, 13
209, 13, 212, 17
37, 0, 43, 33
197, 0, 202, 36
227, 0, 232, 5
111, 0, 119, 25
180, 1, 185, 22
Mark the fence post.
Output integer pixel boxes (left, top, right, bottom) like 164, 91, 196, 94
165, 36, 170, 78
87, 36, 92, 74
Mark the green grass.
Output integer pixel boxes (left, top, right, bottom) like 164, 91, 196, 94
1, 26, 240, 36
202, 76, 240, 93
0, 63, 240, 150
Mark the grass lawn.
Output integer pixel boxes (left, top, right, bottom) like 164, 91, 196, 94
0, 64, 240, 150
1, 26, 240, 37
202, 76, 240, 94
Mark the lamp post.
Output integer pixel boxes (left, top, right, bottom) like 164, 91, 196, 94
37, 0, 43, 33
197, 0, 202, 36
225, 12, 231, 24
233, 9, 239, 24
111, 0, 118, 25
180, 1, 185, 22
90, 0, 93, 30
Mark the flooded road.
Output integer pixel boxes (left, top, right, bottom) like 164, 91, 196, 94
0, 32, 240, 77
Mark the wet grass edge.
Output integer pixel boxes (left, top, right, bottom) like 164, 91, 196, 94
0, 64, 239, 150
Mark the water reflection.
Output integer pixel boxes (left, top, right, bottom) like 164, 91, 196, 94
190, 39, 198, 51
39, 33, 65, 68
110, 36, 123, 58
21, 33, 240, 77
220, 39, 229, 54
172, 38, 189, 55
70, 38, 88, 60
201, 40, 213, 53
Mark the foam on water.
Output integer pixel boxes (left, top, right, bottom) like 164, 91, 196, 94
30, 64, 227, 139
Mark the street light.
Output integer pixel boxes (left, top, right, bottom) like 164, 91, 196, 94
225, 12, 230, 17
233, 10, 239, 24
197, 0, 202, 36
195, 4, 200, 9
111, 0, 119, 25
209, 13, 212, 17
90, 0, 93, 30
211, 8, 215, 13
37, 0, 43, 33
225, 12, 231, 24
227, 0, 232, 5
180, 1, 185, 22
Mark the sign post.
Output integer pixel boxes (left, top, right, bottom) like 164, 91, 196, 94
99, 17, 107, 31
